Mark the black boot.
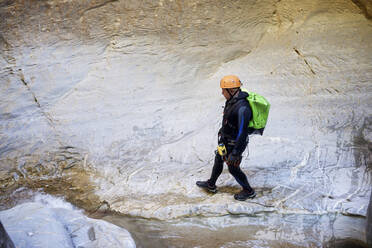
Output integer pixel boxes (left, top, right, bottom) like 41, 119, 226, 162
196, 180, 217, 193
234, 189, 256, 201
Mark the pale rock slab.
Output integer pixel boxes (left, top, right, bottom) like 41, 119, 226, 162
0, 195, 136, 248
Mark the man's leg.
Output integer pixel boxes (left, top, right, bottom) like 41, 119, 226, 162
196, 153, 224, 192
209, 153, 224, 186
228, 165, 253, 192
228, 164, 256, 200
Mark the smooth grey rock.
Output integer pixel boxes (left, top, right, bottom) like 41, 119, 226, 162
333, 214, 366, 243
0, 195, 136, 248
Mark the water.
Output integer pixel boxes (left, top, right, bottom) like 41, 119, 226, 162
102, 212, 367, 248
103, 214, 314, 248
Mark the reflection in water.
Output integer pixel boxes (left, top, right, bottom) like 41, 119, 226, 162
102, 212, 365, 248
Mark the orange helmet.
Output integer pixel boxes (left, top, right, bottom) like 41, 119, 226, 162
220, 75, 241, 88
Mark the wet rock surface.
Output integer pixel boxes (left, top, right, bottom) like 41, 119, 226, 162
0, 147, 102, 212
1, 0, 372, 247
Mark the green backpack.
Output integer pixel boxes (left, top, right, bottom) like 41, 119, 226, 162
241, 88, 270, 132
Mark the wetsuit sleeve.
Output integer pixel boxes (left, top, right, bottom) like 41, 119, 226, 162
231, 106, 252, 156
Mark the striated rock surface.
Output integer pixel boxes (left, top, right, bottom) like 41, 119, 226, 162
1, 0, 372, 247
0, 194, 136, 248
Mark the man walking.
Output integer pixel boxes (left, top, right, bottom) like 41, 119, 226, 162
196, 75, 256, 201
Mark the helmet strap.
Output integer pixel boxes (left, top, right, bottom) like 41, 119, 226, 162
227, 88, 239, 99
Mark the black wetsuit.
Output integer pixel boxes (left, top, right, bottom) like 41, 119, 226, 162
209, 90, 255, 191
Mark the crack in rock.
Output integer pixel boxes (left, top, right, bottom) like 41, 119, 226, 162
352, 0, 372, 20
17, 69, 64, 147
293, 47, 316, 75
81, 0, 119, 15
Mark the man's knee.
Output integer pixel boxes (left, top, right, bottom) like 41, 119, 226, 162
228, 164, 241, 174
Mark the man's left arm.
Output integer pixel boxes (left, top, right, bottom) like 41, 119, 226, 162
227, 106, 252, 166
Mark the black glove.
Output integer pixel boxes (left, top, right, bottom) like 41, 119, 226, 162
227, 153, 242, 167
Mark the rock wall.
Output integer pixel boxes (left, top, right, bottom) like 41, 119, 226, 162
1, 0, 372, 246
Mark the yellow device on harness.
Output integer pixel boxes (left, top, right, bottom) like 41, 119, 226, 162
217, 143, 227, 156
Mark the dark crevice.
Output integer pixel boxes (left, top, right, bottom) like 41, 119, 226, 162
33, 96, 40, 107
304, 59, 316, 75
293, 48, 316, 75
352, 0, 372, 20
294, 48, 301, 56
19, 72, 41, 108
20, 77, 27, 86
82, 0, 119, 15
